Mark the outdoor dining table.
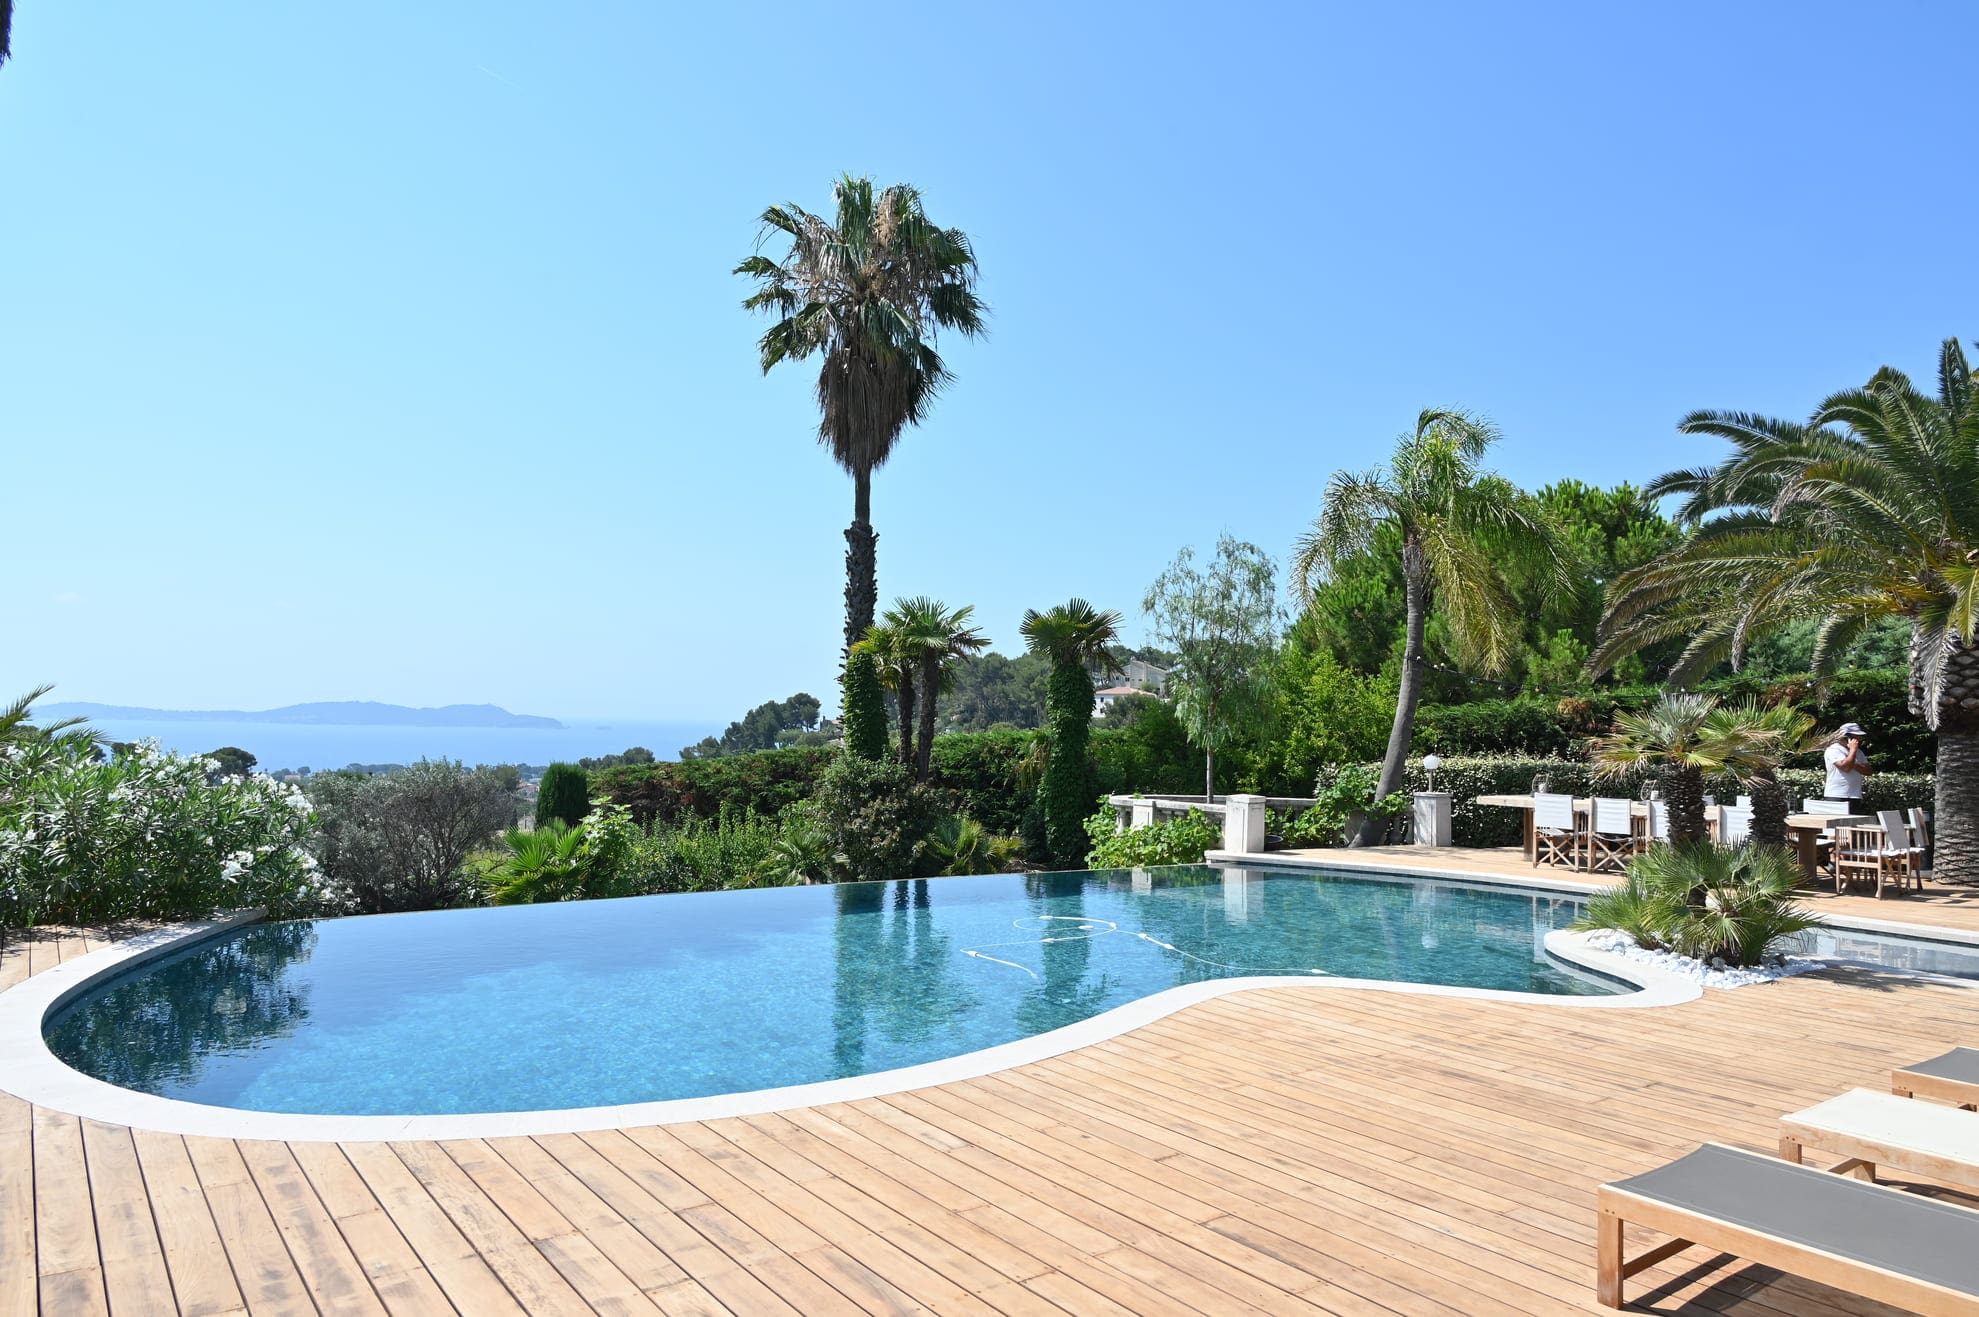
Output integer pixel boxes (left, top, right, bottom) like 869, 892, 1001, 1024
1474, 794, 1652, 864
1476, 793, 1873, 882
1784, 811, 1878, 881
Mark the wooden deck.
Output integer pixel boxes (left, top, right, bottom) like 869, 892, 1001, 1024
9, 907, 1979, 1315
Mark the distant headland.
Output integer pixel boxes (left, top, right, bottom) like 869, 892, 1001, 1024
39, 701, 565, 730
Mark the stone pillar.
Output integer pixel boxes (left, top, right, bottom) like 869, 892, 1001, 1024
1112, 798, 1135, 834
1131, 798, 1157, 830
1412, 792, 1452, 847
1221, 794, 1268, 855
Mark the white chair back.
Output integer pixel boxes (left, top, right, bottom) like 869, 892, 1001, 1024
1592, 797, 1633, 836
1533, 792, 1575, 831
1878, 809, 1914, 850
1909, 807, 1933, 846
1647, 800, 1670, 841
1718, 804, 1753, 845
1805, 799, 1851, 816
1736, 795, 1752, 807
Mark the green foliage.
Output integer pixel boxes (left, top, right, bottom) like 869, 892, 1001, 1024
482, 811, 644, 904
756, 804, 835, 886
1574, 843, 1821, 967
591, 746, 836, 828
1273, 647, 1396, 791
206, 746, 258, 779
617, 806, 789, 893
1038, 660, 1099, 867
1591, 693, 1781, 842
811, 754, 940, 883
1143, 534, 1284, 796
307, 760, 519, 913
926, 729, 1035, 833
1083, 806, 1221, 869
1023, 599, 1124, 868
936, 651, 1050, 731
841, 647, 890, 762
683, 693, 824, 759
927, 816, 1024, 875
0, 739, 321, 929
535, 762, 591, 830
575, 746, 655, 771
1280, 764, 1408, 847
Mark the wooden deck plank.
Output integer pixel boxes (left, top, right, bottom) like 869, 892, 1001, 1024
129, 1129, 250, 1317
0, 1097, 36, 1317
183, 1138, 316, 1315
32, 1104, 107, 1315
80, 1118, 178, 1317
237, 1140, 389, 1315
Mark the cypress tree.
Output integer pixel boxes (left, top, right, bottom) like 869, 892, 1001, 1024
841, 647, 890, 762
1039, 659, 1099, 867
535, 762, 591, 830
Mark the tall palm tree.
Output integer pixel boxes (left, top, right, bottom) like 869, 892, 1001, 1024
879, 597, 989, 782
1590, 693, 1779, 843
1292, 410, 1572, 845
1594, 338, 1979, 882
736, 177, 987, 652
1021, 600, 1123, 868
1, 2, 13, 68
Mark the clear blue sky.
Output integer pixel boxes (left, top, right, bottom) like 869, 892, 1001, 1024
5, 2, 1974, 721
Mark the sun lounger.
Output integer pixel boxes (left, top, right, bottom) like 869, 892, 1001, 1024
1781, 1088, 1979, 1190
1596, 1142, 1979, 1312
1896, 1048, 1979, 1109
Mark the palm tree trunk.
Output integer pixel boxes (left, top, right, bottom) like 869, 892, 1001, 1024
844, 469, 878, 654
1204, 748, 1215, 801
1665, 766, 1707, 844
1938, 730, 1977, 885
1356, 563, 1426, 847
895, 668, 916, 767
1750, 772, 1788, 849
915, 656, 940, 782
1931, 635, 1979, 884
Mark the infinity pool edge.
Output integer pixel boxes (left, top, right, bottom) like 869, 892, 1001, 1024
0, 906, 1699, 1142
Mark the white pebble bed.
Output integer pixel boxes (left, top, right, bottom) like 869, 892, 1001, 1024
1579, 930, 1825, 989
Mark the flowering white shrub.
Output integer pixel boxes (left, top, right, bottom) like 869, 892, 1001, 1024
0, 739, 322, 930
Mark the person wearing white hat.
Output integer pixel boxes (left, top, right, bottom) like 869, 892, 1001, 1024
1824, 722, 1874, 808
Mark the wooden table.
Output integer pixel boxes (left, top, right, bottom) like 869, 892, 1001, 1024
1476, 794, 1653, 866
1785, 812, 1876, 882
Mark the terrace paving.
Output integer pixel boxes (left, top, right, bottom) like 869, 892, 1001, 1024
8, 867, 1979, 1315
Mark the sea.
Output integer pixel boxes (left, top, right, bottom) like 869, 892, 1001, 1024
77, 718, 720, 774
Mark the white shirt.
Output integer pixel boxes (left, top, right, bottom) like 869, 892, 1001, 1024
1825, 742, 1866, 799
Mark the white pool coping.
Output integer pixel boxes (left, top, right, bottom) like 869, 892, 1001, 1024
0, 904, 1698, 1142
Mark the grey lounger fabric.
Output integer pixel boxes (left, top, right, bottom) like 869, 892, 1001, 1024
1608, 1144, 1979, 1296
1902, 1048, 1979, 1089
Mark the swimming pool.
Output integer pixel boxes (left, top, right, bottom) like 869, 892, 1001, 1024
42, 865, 1611, 1118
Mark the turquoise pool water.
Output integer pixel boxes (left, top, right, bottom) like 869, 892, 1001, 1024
44, 866, 1610, 1116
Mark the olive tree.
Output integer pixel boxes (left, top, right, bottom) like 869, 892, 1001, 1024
307, 760, 517, 913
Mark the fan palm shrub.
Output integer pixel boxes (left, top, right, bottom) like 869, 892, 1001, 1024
862, 617, 919, 768
1292, 410, 1572, 844
1590, 693, 1780, 842
736, 177, 987, 652
927, 816, 1022, 875
1022, 599, 1124, 868
1594, 337, 1979, 882
1574, 843, 1820, 967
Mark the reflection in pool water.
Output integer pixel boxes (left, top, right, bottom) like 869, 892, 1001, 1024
44, 866, 1607, 1117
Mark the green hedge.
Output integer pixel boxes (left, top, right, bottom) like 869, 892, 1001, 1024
1393, 755, 1936, 848
591, 747, 836, 827
1408, 668, 1935, 775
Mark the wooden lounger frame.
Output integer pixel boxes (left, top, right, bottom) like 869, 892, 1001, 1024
1597, 1145, 1979, 1313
